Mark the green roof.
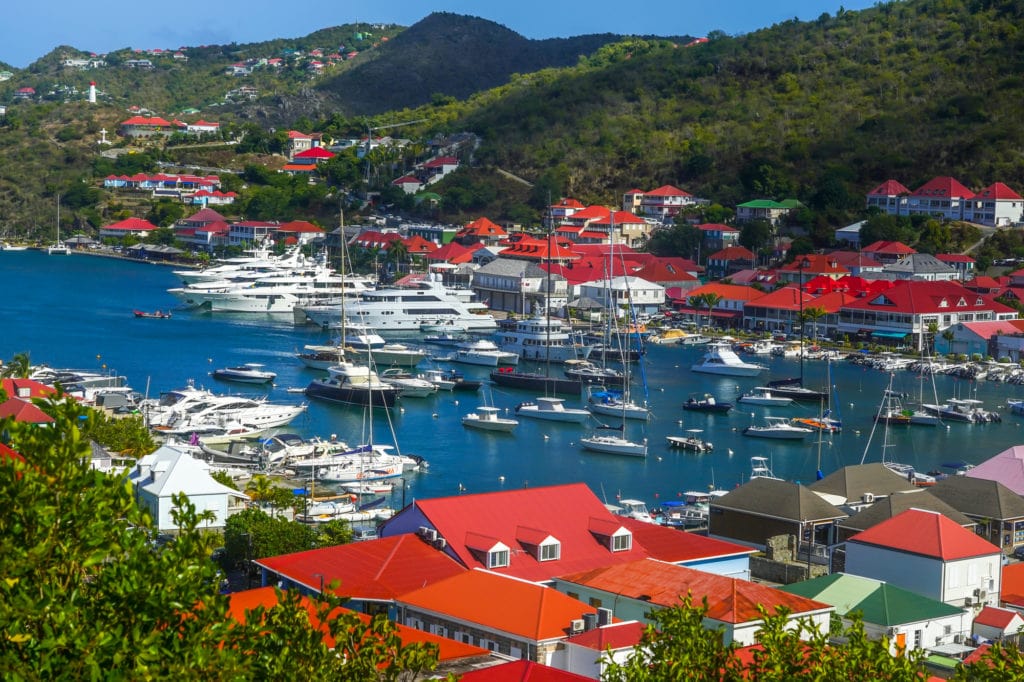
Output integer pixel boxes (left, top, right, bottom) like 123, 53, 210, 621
779, 573, 962, 626
737, 199, 786, 209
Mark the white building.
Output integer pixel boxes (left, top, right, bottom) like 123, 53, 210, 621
845, 508, 1002, 609
578, 275, 665, 317
128, 445, 249, 531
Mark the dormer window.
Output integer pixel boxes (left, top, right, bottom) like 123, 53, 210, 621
589, 516, 632, 552
539, 539, 561, 561
488, 547, 510, 569
611, 531, 632, 552
938, 299, 949, 308
516, 526, 561, 562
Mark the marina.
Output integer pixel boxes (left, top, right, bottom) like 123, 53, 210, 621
5, 250, 1024, 510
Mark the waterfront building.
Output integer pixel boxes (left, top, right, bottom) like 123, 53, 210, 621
930, 476, 1024, 556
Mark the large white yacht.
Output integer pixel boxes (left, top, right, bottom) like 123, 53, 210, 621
691, 341, 766, 377
168, 265, 374, 313
173, 246, 309, 286
301, 273, 497, 331
140, 384, 306, 431
496, 316, 592, 363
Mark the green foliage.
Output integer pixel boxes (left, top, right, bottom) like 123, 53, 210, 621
647, 223, 702, 260
78, 411, 156, 457
601, 597, 930, 681
739, 221, 773, 253
223, 507, 318, 567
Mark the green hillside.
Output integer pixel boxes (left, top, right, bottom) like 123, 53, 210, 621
416, 0, 1024, 222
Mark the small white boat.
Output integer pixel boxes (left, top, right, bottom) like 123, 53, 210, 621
515, 397, 590, 423
609, 498, 659, 524
586, 387, 650, 420
665, 429, 713, 452
462, 406, 518, 432
345, 343, 428, 368
580, 431, 648, 457
342, 481, 395, 495
750, 456, 781, 479
738, 387, 794, 407
418, 368, 456, 391
420, 321, 468, 333
743, 416, 812, 440
379, 368, 437, 398
449, 339, 520, 367
691, 341, 766, 376
211, 363, 277, 384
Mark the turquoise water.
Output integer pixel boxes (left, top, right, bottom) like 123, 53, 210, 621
4, 250, 1024, 507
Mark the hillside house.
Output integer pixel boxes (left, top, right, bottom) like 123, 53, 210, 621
98, 217, 159, 239
867, 177, 1024, 226
735, 199, 802, 225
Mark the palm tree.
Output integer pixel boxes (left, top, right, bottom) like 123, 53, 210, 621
1, 352, 31, 379
689, 293, 722, 331
245, 475, 274, 506
799, 306, 827, 343
388, 239, 409, 278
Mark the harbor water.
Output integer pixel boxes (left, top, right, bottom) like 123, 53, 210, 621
4, 250, 1024, 508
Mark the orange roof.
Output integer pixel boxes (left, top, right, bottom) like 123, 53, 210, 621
397, 569, 598, 641
277, 220, 324, 233
848, 508, 1000, 560
256, 533, 466, 601
744, 285, 816, 312
280, 164, 317, 172
558, 559, 831, 624
460, 217, 507, 237
1001, 562, 1024, 608
709, 245, 756, 261
565, 621, 645, 651
227, 587, 486, 661
401, 235, 439, 253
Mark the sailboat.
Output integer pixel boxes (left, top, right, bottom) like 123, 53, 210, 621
47, 194, 70, 255
304, 207, 399, 408
860, 373, 934, 486
586, 245, 650, 422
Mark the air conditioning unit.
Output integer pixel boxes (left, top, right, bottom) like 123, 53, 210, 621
964, 597, 974, 606
425, 529, 438, 542
570, 619, 585, 634
597, 607, 613, 626
417, 526, 430, 538
433, 538, 447, 550
861, 492, 875, 504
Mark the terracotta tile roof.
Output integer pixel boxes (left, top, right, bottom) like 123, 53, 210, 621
459, 660, 593, 681
227, 587, 486, 661
558, 559, 831, 623
564, 621, 645, 650
277, 220, 323, 233
383, 482, 648, 582
709, 245, 756, 261
867, 179, 912, 196
862, 240, 916, 255
255, 534, 467, 601
848, 508, 1000, 560
398, 569, 598, 641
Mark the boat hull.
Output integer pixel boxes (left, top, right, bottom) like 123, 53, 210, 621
490, 370, 582, 395
461, 415, 518, 432
691, 364, 763, 377
581, 436, 648, 457
304, 381, 399, 408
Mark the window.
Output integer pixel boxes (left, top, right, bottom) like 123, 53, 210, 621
566, 591, 579, 601
612, 533, 632, 552
539, 541, 560, 562
589, 597, 603, 608
487, 548, 509, 568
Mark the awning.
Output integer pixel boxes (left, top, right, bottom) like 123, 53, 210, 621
871, 331, 908, 339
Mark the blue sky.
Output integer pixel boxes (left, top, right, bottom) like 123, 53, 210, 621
2, 1, 877, 68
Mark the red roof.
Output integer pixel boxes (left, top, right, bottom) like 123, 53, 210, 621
936, 253, 976, 264
558, 559, 830, 623
975, 182, 1023, 201
287, 130, 311, 139
744, 285, 815, 312
103, 217, 159, 232
678, 283, 762, 302
401, 235, 438, 254
564, 205, 610, 222
867, 179, 911, 196
460, 660, 593, 681
423, 156, 458, 168
385, 483, 648, 583
644, 184, 692, 197
848, 508, 1000, 560
862, 240, 917, 255
619, 517, 752, 563
498, 239, 578, 263
280, 164, 317, 173
256, 534, 467, 600
564, 621, 644, 651
1, 378, 55, 399
842, 280, 1015, 316
392, 175, 420, 185
630, 259, 700, 284
293, 147, 335, 160
779, 254, 848, 275
0, 397, 54, 424
551, 198, 584, 210
911, 176, 976, 199
974, 606, 1023, 629
426, 241, 480, 264
351, 230, 401, 248
227, 587, 486, 661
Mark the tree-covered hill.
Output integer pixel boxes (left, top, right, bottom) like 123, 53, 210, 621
412, 0, 1024, 223
310, 12, 654, 115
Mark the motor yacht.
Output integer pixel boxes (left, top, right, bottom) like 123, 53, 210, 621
738, 387, 794, 407
496, 316, 592, 363
515, 397, 591, 423
447, 339, 519, 367
211, 363, 277, 385
304, 361, 399, 408
461, 406, 519, 432
691, 341, 766, 376
742, 416, 813, 440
